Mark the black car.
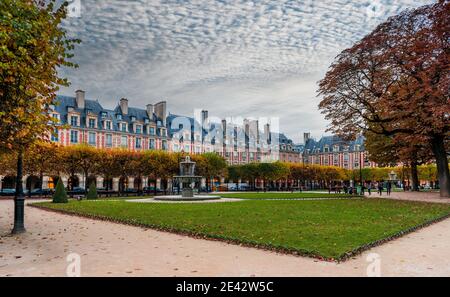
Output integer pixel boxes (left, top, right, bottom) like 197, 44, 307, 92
30, 188, 54, 196
0, 188, 16, 196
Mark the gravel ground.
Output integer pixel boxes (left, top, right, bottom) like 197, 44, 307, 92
0, 198, 449, 277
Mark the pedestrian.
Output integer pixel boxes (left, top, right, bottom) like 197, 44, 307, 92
378, 182, 383, 196
368, 183, 371, 195
343, 185, 348, 194
386, 182, 392, 196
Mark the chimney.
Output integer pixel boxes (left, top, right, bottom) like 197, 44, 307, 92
264, 123, 270, 144
304, 132, 311, 144
201, 110, 208, 128
120, 98, 128, 115
75, 90, 85, 109
154, 101, 167, 126
146, 104, 154, 120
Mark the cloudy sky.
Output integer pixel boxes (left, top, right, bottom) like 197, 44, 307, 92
58, 0, 432, 143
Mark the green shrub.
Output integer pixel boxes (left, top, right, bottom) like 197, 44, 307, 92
87, 181, 98, 200
52, 178, 68, 203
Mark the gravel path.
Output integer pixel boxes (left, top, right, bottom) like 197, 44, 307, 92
364, 191, 450, 204
0, 199, 449, 276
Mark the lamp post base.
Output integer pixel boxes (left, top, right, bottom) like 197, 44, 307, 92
11, 196, 26, 234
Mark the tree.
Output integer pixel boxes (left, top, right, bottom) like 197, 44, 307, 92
364, 131, 433, 190
23, 141, 58, 196
71, 145, 100, 193
58, 145, 82, 193
0, 0, 79, 232
197, 153, 227, 192
318, 1, 449, 197
52, 178, 68, 203
94, 149, 120, 196
86, 181, 98, 200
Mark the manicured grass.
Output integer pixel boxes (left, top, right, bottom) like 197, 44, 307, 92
33, 198, 450, 260
217, 192, 360, 199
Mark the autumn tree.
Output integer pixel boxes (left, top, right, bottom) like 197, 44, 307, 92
318, 1, 449, 197
0, 0, 79, 232
23, 141, 58, 196
364, 131, 433, 190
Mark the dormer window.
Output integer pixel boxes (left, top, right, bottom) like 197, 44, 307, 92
101, 112, 107, 119
70, 115, 79, 127
135, 124, 142, 134
105, 120, 112, 130
144, 118, 149, 124
131, 116, 136, 122
88, 118, 96, 129
117, 114, 122, 120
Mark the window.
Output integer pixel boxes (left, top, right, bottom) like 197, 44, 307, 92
70, 130, 78, 143
149, 139, 156, 149
106, 134, 112, 147
88, 132, 96, 145
117, 114, 122, 120
51, 129, 59, 142
121, 135, 128, 148
162, 140, 168, 150
105, 121, 112, 130
135, 138, 142, 149
89, 118, 96, 129
136, 125, 142, 134
52, 113, 60, 121
121, 123, 127, 132
149, 127, 155, 135
160, 128, 167, 137
70, 115, 78, 126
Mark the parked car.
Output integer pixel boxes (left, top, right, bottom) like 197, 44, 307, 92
143, 187, 163, 194
0, 188, 16, 196
67, 187, 85, 195
30, 188, 54, 196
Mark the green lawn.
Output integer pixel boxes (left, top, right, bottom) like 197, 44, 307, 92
217, 192, 360, 199
33, 199, 450, 260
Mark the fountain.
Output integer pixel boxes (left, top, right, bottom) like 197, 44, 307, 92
154, 156, 221, 201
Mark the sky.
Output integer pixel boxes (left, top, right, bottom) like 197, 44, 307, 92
58, 0, 433, 143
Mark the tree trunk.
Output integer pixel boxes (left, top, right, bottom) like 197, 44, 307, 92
430, 135, 450, 197
410, 162, 420, 192
39, 172, 44, 198
12, 149, 26, 234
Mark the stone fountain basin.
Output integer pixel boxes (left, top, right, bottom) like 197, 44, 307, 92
154, 195, 221, 201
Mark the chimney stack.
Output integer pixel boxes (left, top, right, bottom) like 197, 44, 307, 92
201, 110, 209, 128
264, 123, 270, 144
154, 101, 167, 126
120, 98, 128, 115
75, 90, 85, 109
146, 104, 154, 120
303, 132, 311, 144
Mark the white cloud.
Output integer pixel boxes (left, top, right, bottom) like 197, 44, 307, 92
58, 0, 433, 142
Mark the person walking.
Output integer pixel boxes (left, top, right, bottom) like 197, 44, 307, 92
386, 182, 392, 196
368, 183, 372, 195
377, 182, 383, 196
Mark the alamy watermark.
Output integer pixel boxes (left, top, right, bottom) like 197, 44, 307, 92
67, 0, 81, 18
366, 253, 381, 277
66, 252, 81, 277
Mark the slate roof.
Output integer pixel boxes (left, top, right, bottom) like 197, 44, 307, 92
303, 135, 365, 154
53, 95, 162, 134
